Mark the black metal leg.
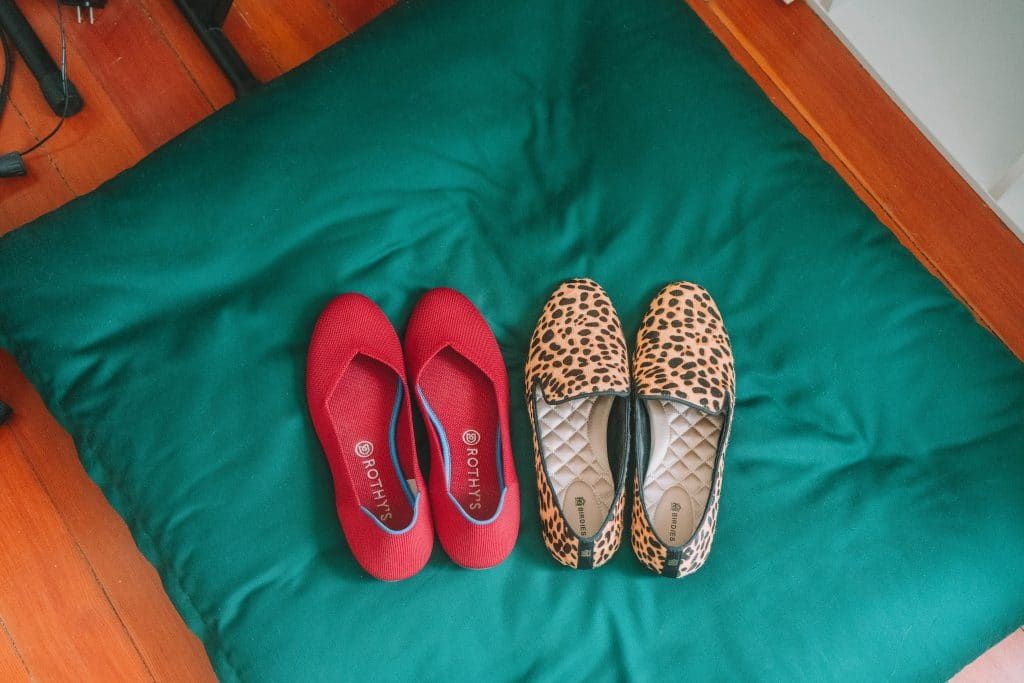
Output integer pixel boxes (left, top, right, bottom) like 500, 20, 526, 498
173, 0, 259, 97
0, 401, 12, 425
0, 0, 84, 115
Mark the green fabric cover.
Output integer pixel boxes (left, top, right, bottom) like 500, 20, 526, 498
1, 0, 1022, 679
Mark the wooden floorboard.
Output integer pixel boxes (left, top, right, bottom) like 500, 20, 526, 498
0, 617, 30, 682
0, 0, 1020, 678
1, 352, 217, 681
33, 0, 216, 151
134, 0, 236, 109
0, 0, 356, 230
0, 424, 153, 680
0, 106, 74, 228
229, 0, 349, 77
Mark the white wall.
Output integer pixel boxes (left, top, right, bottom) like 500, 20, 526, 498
807, 0, 1024, 242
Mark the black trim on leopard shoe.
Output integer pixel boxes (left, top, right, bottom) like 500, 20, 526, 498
525, 278, 631, 570
630, 282, 735, 578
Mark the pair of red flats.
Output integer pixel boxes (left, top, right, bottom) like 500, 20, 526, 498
306, 288, 519, 580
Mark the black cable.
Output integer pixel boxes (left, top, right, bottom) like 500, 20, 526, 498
0, 23, 11, 124
20, 0, 67, 155
0, 0, 69, 176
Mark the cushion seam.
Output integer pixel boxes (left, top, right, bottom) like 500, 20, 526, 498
80, 424, 245, 681
3, 337, 244, 683
3, 335, 243, 681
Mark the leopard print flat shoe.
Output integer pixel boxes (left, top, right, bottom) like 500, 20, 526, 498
525, 278, 631, 569
630, 282, 735, 578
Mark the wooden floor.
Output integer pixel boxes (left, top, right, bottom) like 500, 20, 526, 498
0, 0, 393, 229
0, 0, 1021, 679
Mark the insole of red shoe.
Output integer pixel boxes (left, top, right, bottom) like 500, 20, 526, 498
418, 348, 502, 521
327, 354, 415, 530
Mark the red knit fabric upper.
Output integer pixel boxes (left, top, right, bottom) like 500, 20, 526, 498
306, 293, 433, 581
405, 288, 520, 569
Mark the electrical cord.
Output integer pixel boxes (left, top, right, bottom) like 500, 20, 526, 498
0, 0, 69, 176
20, 0, 68, 155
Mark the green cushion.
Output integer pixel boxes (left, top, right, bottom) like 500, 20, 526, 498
2, 0, 1022, 679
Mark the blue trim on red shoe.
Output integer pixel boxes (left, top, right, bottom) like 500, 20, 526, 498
417, 386, 507, 525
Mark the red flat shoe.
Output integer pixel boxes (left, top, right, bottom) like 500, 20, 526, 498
306, 293, 433, 581
405, 288, 520, 569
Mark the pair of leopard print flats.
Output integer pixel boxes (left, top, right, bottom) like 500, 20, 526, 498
525, 278, 735, 578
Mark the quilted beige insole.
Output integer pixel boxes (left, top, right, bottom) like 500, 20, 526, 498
644, 400, 723, 546
535, 390, 614, 539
